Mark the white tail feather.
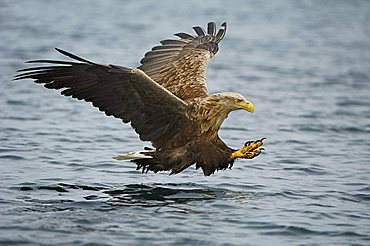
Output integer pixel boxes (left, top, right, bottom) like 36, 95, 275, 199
113, 150, 152, 161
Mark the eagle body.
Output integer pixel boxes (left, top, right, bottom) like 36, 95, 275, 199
136, 91, 250, 176
15, 22, 264, 176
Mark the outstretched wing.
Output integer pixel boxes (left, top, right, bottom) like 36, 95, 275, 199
138, 22, 227, 101
14, 48, 190, 147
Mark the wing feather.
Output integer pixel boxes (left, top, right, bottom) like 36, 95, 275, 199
207, 22, 216, 36
14, 48, 191, 147
215, 22, 227, 42
192, 26, 206, 36
174, 32, 194, 39
138, 22, 227, 101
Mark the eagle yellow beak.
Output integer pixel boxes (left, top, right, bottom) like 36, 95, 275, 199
237, 100, 254, 113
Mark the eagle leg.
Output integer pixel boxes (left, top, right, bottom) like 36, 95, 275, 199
230, 138, 265, 160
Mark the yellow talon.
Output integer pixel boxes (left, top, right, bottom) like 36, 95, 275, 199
230, 138, 265, 160
230, 149, 246, 159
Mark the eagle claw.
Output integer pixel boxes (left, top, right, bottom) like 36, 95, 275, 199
244, 141, 254, 147
231, 138, 265, 160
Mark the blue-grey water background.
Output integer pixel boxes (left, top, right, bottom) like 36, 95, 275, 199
1, 0, 370, 245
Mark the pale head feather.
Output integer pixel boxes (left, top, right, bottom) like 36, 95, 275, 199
209, 92, 248, 109
188, 92, 253, 138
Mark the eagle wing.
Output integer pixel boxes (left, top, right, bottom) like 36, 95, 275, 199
14, 48, 190, 147
138, 22, 227, 101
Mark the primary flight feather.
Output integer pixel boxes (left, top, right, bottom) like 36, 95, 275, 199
14, 22, 265, 176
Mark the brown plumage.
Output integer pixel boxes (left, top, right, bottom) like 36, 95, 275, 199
14, 22, 264, 176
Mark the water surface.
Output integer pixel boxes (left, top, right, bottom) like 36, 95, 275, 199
1, 1, 370, 245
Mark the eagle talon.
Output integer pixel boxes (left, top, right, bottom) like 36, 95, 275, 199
244, 147, 264, 159
230, 138, 266, 160
254, 138, 266, 144
244, 141, 253, 147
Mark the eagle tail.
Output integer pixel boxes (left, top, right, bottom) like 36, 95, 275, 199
129, 147, 195, 175
112, 150, 152, 161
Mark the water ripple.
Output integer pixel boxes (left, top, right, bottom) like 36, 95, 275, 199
2, 1, 370, 245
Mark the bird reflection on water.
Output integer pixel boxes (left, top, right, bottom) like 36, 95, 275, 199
18, 183, 257, 214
